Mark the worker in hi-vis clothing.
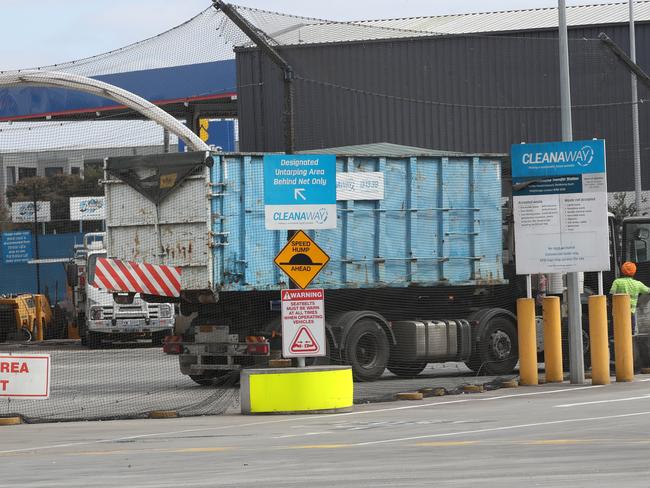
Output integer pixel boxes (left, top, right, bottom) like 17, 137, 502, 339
609, 261, 650, 334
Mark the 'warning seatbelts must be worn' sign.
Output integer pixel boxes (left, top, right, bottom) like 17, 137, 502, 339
281, 289, 326, 358
0, 354, 50, 399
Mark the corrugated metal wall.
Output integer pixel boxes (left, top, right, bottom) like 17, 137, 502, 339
236, 24, 650, 192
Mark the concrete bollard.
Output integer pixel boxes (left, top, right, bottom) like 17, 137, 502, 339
543, 296, 563, 383
613, 294, 634, 382
588, 295, 610, 385
517, 298, 538, 386
34, 295, 44, 341
240, 366, 353, 414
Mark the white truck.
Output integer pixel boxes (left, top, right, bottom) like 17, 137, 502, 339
66, 233, 175, 348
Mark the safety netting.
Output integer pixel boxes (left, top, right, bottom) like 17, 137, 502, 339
1, 2, 649, 423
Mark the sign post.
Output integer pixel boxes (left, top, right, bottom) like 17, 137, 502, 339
512, 139, 608, 385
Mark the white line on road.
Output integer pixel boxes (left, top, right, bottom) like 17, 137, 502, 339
352, 410, 650, 446
554, 394, 650, 408
0, 384, 629, 455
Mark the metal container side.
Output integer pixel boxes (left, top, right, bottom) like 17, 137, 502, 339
104, 168, 212, 291
212, 154, 503, 292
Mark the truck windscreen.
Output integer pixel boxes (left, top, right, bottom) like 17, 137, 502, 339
86, 252, 107, 284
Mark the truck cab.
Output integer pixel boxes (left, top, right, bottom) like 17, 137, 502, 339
67, 233, 175, 348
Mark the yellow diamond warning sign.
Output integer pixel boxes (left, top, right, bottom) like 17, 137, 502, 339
274, 230, 330, 289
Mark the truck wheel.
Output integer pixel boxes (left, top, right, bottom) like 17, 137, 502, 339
466, 315, 518, 375
344, 318, 389, 382
87, 331, 102, 349
387, 362, 427, 377
189, 371, 235, 386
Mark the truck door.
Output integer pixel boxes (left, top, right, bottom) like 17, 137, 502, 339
622, 218, 650, 285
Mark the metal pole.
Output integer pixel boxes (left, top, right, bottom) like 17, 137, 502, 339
559, 0, 585, 384
630, 0, 642, 214
32, 184, 41, 294
526, 275, 532, 299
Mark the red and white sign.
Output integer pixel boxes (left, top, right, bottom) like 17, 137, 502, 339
281, 288, 325, 358
92, 257, 182, 298
0, 354, 50, 399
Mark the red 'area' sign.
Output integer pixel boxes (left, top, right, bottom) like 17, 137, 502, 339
281, 288, 325, 358
0, 354, 50, 399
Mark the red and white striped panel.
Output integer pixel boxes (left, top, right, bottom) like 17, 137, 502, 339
92, 257, 182, 298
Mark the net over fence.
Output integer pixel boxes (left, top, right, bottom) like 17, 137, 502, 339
0, 3, 648, 422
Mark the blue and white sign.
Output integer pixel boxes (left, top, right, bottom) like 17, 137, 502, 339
1, 231, 33, 264
70, 196, 105, 221
512, 140, 609, 274
263, 154, 337, 230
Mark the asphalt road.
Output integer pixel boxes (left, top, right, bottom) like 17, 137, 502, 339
0, 341, 512, 421
3, 379, 650, 487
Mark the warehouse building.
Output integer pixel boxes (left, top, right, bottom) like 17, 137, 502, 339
236, 1, 650, 193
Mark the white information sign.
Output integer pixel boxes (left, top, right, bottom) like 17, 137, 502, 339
70, 196, 106, 221
336, 172, 385, 201
281, 288, 326, 358
11, 201, 51, 223
512, 140, 609, 274
0, 354, 50, 399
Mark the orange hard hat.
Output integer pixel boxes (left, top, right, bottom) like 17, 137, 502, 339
621, 261, 637, 277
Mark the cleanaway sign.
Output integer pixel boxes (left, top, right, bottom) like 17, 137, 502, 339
511, 140, 609, 274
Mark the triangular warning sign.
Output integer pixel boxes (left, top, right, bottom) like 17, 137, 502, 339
289, 326, 320, 354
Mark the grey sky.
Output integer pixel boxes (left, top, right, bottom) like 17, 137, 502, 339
0, 0, 624, 70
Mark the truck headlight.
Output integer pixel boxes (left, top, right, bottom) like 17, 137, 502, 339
90, 306, 103, 320
160, 304, 173, 319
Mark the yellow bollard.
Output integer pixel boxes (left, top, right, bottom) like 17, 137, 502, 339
34, 295, 44, 341
543, 296, 563, 383
613, 294, 634, 382
588, 295, 610, 385
517, 298, 538, 385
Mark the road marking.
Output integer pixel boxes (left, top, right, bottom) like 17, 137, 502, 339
352, 410, 650, 446
172, 447, 232, 453
522, 439, 593, 445
273, 431, 332, 439
554, 394, 650, 408
287, 444, 351, 449
415, 441, 479, 447
0, 384, 636, 455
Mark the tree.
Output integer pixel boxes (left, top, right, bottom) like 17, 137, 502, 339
0, 196, 11, 232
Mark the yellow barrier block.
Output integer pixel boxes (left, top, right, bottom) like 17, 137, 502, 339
241, 366, 353, 414
589, 295, 610, 385
613, 294, 634, 382
517, 298, 538, 386
0, 416, 22, 426
543, 296, 563, 383
148, 410, 178, 419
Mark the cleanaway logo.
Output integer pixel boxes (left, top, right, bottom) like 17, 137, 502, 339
273, 208, 329, 224
521, 145, 595, 167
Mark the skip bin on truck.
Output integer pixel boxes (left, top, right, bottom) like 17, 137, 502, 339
102, 150, 524, 382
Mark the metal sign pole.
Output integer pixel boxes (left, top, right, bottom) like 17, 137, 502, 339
559, 0, 585, 384
630, 0, 642, 214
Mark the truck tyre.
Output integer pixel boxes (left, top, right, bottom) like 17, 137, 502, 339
387, 362, 428, 378
344, 318, 389, 382
466, 315, 518, 375
189, 371, 235, 386
87, 331, 101, 349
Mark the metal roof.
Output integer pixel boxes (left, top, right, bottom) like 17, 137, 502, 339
257, 1, 650, 47
299, 142, 470, 157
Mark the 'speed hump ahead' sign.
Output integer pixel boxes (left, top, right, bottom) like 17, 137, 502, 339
263, 154, 336, 230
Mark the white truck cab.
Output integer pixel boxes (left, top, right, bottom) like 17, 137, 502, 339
69, 233, 175, 347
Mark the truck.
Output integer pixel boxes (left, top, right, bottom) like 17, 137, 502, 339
64, 233, 175, 348
102, 149, 650, 383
